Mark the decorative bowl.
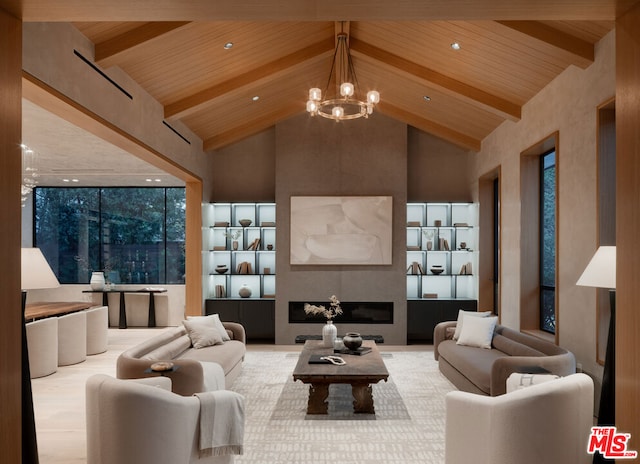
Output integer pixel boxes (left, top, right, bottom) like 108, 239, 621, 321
239, 219, 252, 227
343, 332, 363, 351
215, 265, 228, 274
430, 265, 444, 275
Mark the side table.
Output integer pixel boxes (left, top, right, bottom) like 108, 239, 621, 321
83, 288, 167, 329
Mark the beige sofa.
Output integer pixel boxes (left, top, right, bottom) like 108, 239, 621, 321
445, 373, 594, 464
434, 321, 576, 396
117, 321, 246, 396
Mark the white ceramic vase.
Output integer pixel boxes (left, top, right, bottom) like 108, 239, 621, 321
90, 271, 105, 291
238, 284, 252, 298
322, 320, 337, 348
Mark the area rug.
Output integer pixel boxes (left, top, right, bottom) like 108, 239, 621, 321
231, 349, 456, 464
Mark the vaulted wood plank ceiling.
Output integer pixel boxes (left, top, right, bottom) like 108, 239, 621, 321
14, 0, 632, 153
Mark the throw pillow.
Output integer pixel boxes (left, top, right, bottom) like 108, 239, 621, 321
456, 315, 498, 349
187, 314, 230, 341
182, 318, 224, 349
506, 372, 560, 393
453, 309, 492, 340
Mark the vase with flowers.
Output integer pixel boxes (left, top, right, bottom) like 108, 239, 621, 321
223, 229, 242, 250
304, 295, 343, 347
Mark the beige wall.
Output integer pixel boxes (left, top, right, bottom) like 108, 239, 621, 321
475, 31, 616, 379
274, 113, 408, 344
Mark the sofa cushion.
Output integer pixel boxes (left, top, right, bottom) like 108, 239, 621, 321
438, 340, 509, 394
453, 310, 493, 340
141, 334, 191, 361
456, 316, 498, 349
492, 334, 545, 357
178, 340, 246, 376
182, 318, 224, 349
187, 314, 230, 342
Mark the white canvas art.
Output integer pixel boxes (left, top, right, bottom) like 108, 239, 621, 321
290, 196, 393, 265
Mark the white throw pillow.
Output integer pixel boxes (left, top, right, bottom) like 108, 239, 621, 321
182, 318, 224, 349
453, 310, 492, 340
187, 314, 230, 341
506, 372, 560, 393
456, 315, 498, 349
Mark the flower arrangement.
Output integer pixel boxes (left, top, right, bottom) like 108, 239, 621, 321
304, 295, 343, 320
223, 229, 242, 240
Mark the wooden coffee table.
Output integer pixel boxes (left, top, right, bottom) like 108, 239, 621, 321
292, 340, 389, 414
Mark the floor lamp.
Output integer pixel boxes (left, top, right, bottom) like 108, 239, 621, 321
576, 246, 616, 463
21, 248, 60, 464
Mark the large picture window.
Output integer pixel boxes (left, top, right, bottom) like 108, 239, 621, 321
35, 187, 185, 285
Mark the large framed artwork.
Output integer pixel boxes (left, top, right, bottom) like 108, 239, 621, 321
290, 196, 393, 265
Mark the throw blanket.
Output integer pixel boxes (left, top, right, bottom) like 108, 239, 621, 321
194, 390, 245, 457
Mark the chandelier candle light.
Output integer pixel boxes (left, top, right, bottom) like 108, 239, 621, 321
306, 25, 380, 121
304, 295, 343, 347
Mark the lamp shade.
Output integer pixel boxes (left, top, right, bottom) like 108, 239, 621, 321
21, 248, 60, 290
576, 245, 616, 289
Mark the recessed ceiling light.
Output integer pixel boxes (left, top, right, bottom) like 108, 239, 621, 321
154, 179, 162, 182
451, 42, 461, 51
423, 96, 431, 102
145, 178, 153, 182
62, 179, 70, 182
71, 179, 79, 183
224, 42, 234, 50
252, 95, 260, 102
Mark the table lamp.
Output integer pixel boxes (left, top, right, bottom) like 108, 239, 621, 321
576, 245, 615, 464
21, 247, 60, 464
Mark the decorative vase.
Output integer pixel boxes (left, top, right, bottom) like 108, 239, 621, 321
238, 284, 252, 298
343, 332, 363, 351
90, 271, 105, 291
322, 320, 337, 348
232, 240, 239, 251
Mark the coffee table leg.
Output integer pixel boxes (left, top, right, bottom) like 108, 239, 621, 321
307, 383, 329, 414
352, 383, 374, 413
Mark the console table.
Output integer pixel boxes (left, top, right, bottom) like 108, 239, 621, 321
83, 288, 166, 329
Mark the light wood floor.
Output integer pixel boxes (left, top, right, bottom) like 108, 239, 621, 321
31, 328, 429, 464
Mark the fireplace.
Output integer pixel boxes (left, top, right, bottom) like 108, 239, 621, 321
289, 301, 393, 324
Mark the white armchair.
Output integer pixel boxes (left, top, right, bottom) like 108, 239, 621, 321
86, 374, 242, 464
445, 373, 594, 464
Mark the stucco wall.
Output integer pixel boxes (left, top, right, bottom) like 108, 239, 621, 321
475, 31, 615, 379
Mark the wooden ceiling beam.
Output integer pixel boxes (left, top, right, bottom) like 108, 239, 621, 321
379, 102, 482, 151
349, 37, 522, 122
95, 22, 191, 68
165, 37, 335, 120
15, 0, 633, 22
496, 20, 594, 68
203, 103, 302, 151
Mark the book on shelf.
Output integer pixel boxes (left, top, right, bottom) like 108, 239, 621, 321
214, 284, 226, 298
459, 262, 473, 275
453, 222, 469, 227
407, 261, 425, 275
262, 293, 276, 299
237, 261, 253, 274
213, 221, 229, 227
438, 238, 450, 251
407, 221, 421, 227
407, 245, 421, 251
247, 238, 261, 250
261, 221, 276, 227
212, 246, 226, 251
423, 293, 438, 299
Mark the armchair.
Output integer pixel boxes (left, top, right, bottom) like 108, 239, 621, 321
445, 373, 594, 464
86, 374, 243, 464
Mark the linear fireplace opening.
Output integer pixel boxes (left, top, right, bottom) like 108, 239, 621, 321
289, 301, 393, 324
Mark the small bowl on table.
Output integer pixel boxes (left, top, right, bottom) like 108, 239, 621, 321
238, 219, 252, 227
430, 265, 444, 275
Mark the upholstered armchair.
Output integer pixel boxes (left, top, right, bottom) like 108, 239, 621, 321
86, 374, 243, 464
445, 373, 594, 464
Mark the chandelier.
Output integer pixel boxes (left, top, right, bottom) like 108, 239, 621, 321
20, 143, 39, 207
306, 26, 380, 121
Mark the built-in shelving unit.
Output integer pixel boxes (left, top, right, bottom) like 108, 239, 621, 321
406, 202, 479, 300
202, 202, 276, 300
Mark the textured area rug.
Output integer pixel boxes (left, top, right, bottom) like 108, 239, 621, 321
231, 349, 456, 464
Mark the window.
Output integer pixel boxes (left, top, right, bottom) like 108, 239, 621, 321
34, 187, 185, 285
540, 150, 556, 333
